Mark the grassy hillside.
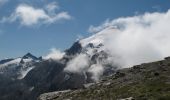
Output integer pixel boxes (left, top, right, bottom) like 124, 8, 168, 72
38, 57, 170, 100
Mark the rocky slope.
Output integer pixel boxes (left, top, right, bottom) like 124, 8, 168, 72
38, 57, 170, 100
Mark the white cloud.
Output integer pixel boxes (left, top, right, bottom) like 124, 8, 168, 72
76, 34, 84, 41
88, 10, 170, 67
88, 19, 117, 33
1, 3, 71, 26
63, 52, 115, 81
46, 12, 71, 23
43, 48, 65, 60
45, 2, 59, 14
63, 10, 170, 81
87, 64, 104, 81
64, 54, 90, 73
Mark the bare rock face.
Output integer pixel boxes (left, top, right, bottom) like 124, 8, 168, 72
118, 97, 135, 100
38, 90, 71, 100
38, 57, 170, 100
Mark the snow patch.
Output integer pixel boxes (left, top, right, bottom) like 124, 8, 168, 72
18, 66, 35, 79
80, 27, 119, 47
44, 48, 65, 60
0, 58, 21, 68
22, 58, 33, 63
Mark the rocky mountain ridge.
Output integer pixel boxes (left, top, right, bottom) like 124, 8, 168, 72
0, 38, 117, 100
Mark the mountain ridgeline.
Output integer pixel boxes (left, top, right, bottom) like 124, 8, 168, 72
0, 40, 116, 100
1, 27, 169, 100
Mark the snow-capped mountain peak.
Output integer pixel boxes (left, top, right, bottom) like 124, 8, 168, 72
63, 27, 119, 82
80, 27, 119, 47
0, 53, 41, 79
21, 53, 39, 63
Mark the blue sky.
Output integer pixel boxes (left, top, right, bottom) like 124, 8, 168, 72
0, 0, 170, 59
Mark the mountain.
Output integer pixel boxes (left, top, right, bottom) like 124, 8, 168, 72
0, 53, 41, 79
0, 58, 14, 65
1, 27, 164, 100
0, 41, 115, 100
0, 28, 119, 100
38, 57, 170, 100
20, 53, 40, 63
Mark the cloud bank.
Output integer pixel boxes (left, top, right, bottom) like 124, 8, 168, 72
64, 54, 89, 73
87, 64, 104, 81
43, 48, 65, 60
64, 10, 170, 81
1, 2, 71, 26
89, 10, 170, 67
